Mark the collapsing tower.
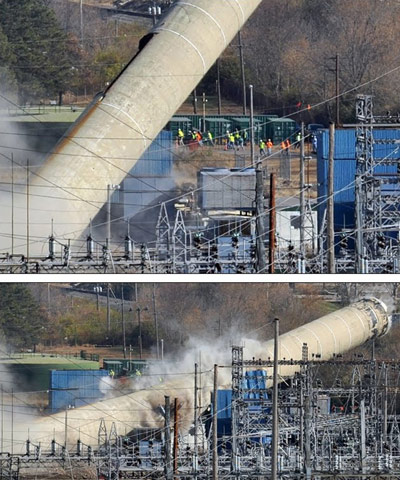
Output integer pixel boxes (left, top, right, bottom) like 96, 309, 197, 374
4, 0, 263, 255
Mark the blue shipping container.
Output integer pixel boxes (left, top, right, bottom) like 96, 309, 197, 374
217, 389, 232, 436
129, 130, 173, 177
49, 369, 109, 412
317, 128, 400, 229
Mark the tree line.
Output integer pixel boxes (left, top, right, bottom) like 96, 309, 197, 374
2, 0, 400, 123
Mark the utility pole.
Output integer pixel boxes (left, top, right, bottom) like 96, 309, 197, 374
327, 123, 335, 273
47, 283, 51, 315
80, 0, 83, 44
271, 318, 279, 480
107, 184, 111, 243
107, 184, 120, 245
202, 92, 207, 132
106, 283, 110, 332
173, 398, 179, 479
255, 164, 266, 273
121, 286, 126, 359
269, 173, 276, 274
11, 153, 14, 256
216, 59, 222, 115
194, 363, 198, 480
249, 85, 255, 166
152, 284, 160, 360
212, 364, 218, 480
95, 284, 100, 311
336, 53, 340, 127
238, 31, 247, 115
193, 89, 198, 114
0, 385, 2, 454
11, 388, 13, 455
137, 306, 148, 360
165, 396, 172, 480
26, 158, 30, 262
300, 122, 305, 258
252, 84, 266, 273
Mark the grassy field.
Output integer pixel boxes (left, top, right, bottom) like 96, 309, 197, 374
0, 353, 99, 369
0, 105, 84, 122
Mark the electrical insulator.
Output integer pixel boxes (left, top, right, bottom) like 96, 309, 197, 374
86, 235, 94, 258
288, 243, 295, 260
157, 6, 162, 15
193, 233, 202, 249
48, 235, 55, 259
377, 235, 386, 249
125, 235, 133, 258
210, 243, 218, 259
63, 245, 70, 264
378, 455, 383, 471
340, 236, 348, 249
231, 233, 239, 248
140, 244, 146, 261
249, 242, 256, 260
102, 245, 110, 263
148, 6, 152, 14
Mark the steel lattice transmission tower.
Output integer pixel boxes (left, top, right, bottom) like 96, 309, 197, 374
355, 95, 400, 273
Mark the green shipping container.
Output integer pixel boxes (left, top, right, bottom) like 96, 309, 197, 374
103, 360, 123, 376
103, 358, 149, 375
265, 118, 297, 143
231, 117, 261, 143
169, 116, 192, 139
205, 117, 232, 144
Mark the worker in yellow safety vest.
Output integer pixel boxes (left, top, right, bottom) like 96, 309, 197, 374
207, 130, 214, 146
229, 133, 235, 149
259, 139, 266, 155
109, 369, 115, 379
177, 128, 184, 145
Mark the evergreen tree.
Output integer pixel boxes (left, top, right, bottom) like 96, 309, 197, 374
0, 284, 47, 349
0, 0, 73, 104
0, 24, 16, 97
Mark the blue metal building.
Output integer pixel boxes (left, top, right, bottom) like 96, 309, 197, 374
49, 369, 109, 412
214, 370, 269, 438
317, 128, 400, 231
120, 130, 176, 242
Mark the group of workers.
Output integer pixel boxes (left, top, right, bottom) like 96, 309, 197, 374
225, 129, 249, 150
177, 128, 214, 146
177, 127, 313, 156
259, 138, 274, 156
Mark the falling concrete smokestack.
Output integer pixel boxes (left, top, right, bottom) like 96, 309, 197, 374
3, 0, 262, 255
19, 298, 390, 450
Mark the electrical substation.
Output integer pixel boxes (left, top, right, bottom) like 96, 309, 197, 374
2, 297, 400, 479
1, 0, 400, 273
